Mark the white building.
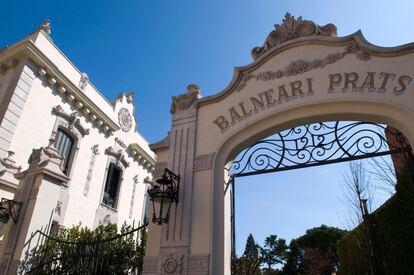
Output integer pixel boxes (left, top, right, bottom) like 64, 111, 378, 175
0, 20, 155, 270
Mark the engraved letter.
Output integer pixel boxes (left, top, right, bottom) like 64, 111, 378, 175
278, 84, 290, 101
360, 72, 376, 89
290, 81, 304, 97
393, 75, 412, 95
328, 73, 342, 91
238, 101, 252, 116
261, 89, 276, 106
250, 95, 265, 112
379, 72, 396, 90
229, 107, 241, 124
306, 78, 314, 95
344, 72, 358, 89
213, 116, 229, 131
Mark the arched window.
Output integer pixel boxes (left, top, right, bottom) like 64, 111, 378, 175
54, 128, 75, 174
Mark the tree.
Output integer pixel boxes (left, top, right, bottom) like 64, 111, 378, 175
343, 161, 377, 275
282, 225, 347, 275
260, 234, 288, 273
232, 233, 261, 275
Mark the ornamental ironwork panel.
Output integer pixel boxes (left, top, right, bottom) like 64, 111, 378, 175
229, 121, 410, 178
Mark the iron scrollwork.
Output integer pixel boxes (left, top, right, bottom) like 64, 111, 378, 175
230, 121, 410, 178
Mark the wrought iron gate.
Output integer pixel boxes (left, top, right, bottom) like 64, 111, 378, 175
226, 121, 412, 266
17, 222, 148, 275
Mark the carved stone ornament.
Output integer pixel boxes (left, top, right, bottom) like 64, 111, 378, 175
252, 13, 337, 60
38, 19, 51, 35
27, 139, 63, 169
0, 151, 21, 175
162, 253, 184, 274
170, 84, 200, 114
118, 108, 133, 132
79, 72, 89, 90
52, 105, 90, 136
237, 42, 371, 92
105, 147, 129, 168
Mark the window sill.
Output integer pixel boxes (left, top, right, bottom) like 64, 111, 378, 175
100, 203, 118, 213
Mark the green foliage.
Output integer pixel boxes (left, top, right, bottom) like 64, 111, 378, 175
233, 234, 262, 275
25, 221, 147, 275
260, 235, 288, 271
282, 225, 347, 275
337, 169, 414, 274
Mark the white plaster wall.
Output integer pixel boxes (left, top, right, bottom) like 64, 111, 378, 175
5, 61, 153, 231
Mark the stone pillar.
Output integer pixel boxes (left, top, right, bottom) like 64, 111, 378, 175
143, 85, 201, 275
0, 140, 69, 275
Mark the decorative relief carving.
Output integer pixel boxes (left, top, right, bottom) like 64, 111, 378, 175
26, 139, 64, 170
105, 147, 129, 168
161, 253, 184, 274
52, 105, 90, 136
188, 255, 209, 274
115, 137, 127, 149
55, 201, 62, 216
237, 42, 371, 92
194, 154, 214, 172
38, 19, 51, 35
118, 108, 133, 132
83, 145, 99, 197
0, 58, 18, 76
79, 72, 89, 90
0, 151, 21, 174
129, 175, 138, 218
171, 84, 200, 114
252, 13, 337, 60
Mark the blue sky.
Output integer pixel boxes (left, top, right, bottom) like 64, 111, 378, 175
2, 0, 414, 256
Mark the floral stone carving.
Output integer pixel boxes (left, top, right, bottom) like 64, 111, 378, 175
118, 108, 133, 132
161, 253, 184, 274
252, 13, 337, 60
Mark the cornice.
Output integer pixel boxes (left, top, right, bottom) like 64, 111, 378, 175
128, 143, 155, 172
0, 39, 120, 134
197, 31, 414, 107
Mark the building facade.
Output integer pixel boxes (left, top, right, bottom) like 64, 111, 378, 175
0, 20, 155, 272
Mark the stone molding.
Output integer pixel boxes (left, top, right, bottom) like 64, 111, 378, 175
143, 256, 159, 273
197, 30, 414, 107
52, 105, 90, 136
193, 154, 214, 172
128, 143, 155, 172
105, 147, 129, 168
236, 41, 370, 92
188, 255, 209, 275
150, 135, 170, 152
0, 39, 121, 134
252, 13, 337, 60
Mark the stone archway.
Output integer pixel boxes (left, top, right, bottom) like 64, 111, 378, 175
143, 14, 414, 275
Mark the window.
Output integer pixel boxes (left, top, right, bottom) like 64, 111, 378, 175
102, 163, 123, 208
54, 128, 75, 174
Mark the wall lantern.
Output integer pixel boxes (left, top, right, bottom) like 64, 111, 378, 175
0, 198, 22, 230
147, 168, 180, 225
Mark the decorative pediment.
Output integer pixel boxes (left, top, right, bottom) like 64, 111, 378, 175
52, 105, 90, 136
252, 13, 337, 60
105, 147, 129, 168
